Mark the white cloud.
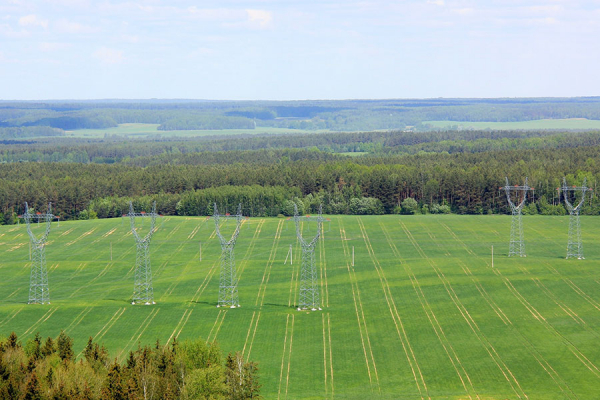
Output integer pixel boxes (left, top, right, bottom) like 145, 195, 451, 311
427, 0, 445, 6
121, 34, 139, 44
39, 42, 71, 52
525, 5, 562, 14
454, 8, 475, 16
43, 0, 90, 6
187, 7, 241, 22
0, 23, 30, 38
55, 19, 96, 34
19, 14, 48, 28
92, 46, 123, 64
246, 9, 273, 28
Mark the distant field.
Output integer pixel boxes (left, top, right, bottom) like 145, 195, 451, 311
2, 215, 600, 398
65, 123, 329, 138
338, 151, 369, 157
425, 118, 600, 130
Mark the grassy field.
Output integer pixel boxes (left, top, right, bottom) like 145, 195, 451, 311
425, 118, 600, 130
64, 123, 329, 138
2, 214, 600, 398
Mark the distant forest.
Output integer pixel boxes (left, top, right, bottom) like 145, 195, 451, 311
0, 130, 599, 222
2, 97, 600, 135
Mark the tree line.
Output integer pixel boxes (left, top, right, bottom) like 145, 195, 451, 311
2, 98, 600, 133
0, 331, 260, 399
2, 129, 600, 165
1, 145, 599, 222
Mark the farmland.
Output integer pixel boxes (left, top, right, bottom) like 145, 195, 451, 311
64, 123, 329, 139
1, 215, 600, 398
425, 118, 600, 131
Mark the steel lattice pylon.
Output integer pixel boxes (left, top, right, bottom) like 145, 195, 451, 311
559, 177, 592, 259
24, 202, 53, 305
294, 203, 323, 311
214, 203, 243, 308
502, 177, 534, 257
129, 202, 159, 305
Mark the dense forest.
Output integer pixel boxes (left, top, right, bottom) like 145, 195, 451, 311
2, 97, 600, 134
0, 140, 598, 222
0, 99, 599, 223
0, 332, 259, 399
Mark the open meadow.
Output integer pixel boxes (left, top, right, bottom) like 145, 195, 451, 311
2, 214, 600, 398
64, 123, 329, 138
424, 118, 600, 131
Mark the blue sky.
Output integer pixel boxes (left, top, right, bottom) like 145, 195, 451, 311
1, 0, 599, 100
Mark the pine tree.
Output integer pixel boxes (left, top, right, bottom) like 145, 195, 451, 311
23, 371, 42, 400
7, 332, 19, 349
41, 337, 55, 357
102, 361, 125, 400
57, 331, 74, 362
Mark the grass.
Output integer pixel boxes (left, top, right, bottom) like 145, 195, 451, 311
64, 123, 330, 138
424, 118, 600, 130
2, 214, 600, 398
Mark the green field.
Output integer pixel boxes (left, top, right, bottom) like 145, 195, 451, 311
425, 118, 600, 130
65, 123, 329, 138
2, 215, 600, 398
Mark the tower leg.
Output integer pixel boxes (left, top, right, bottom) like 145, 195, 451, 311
218, 244, 239, 307
567, 213, 583, 259
133, 242, 154, 304
299, 243, 320, 310
509, 212, 525, 257
29, 243, 50, 304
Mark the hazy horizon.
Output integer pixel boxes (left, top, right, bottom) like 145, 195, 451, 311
2, 0, 599, 100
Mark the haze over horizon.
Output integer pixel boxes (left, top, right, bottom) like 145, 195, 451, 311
1, 0, 599, 101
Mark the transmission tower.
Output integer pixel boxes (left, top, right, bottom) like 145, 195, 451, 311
294, 203, 323, 311
559, 177, 592, 259
501, 177, 534, 257
129, 202, 159, 305
214, 203, 243, 308
24, 203, 54, 304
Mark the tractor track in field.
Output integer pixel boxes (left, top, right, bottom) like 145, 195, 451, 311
65, 306, 94, 335
165, 308, 193, 347
380, 221, 470, 400
91, 227, 118, 244
242, 311, 261, 361
434, 219, 583, 398
403, 220, 528, 399
277, 313, 295, 400
541, 261, 600, 317
322, 312, 334, 398
21, 307, 58, 340
319, 223, 329, 308
499, 273, 600, 379
207, 309, 228, 343
358, 217, 427, 398
81, 307, 127, 357
451, 219, 599, 392
237, 219, 265, 279
65, 227, 98, 246
338, 220, 380, 394
0, 306, 24, 329
239, 219, 284, 370
255, 219, 282, 307
427, 221, 512, 325
69, 262, 114, 299
163, 253, 222, 346
443, 221, 586, 397
6, 288, 22, 299
118, 307, 161, 361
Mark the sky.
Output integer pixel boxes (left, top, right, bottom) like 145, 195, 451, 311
1, 0, 599, 100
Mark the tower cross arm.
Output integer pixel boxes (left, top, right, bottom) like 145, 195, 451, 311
560, 177, 591, 214
128, 202, 159, 242
24, 202, 54, 244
